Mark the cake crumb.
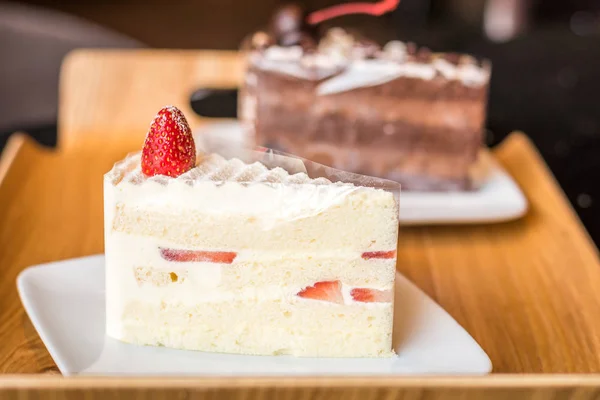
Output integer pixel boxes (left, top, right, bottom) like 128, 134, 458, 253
134, 267, 187, 286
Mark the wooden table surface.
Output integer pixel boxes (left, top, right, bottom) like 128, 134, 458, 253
1, 50, 600, 397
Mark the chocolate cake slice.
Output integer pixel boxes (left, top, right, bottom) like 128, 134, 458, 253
240, 27, 491, 191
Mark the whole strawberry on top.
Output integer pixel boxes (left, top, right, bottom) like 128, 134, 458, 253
141, 105, 196, 177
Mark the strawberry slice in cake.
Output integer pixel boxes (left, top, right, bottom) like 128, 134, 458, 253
104, 105, 400, 357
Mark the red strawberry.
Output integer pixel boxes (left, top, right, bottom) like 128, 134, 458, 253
362, 250, 396, 260
297, 281, 344, 304
160, 248, 237, 264
350, 288, 393, 303
141, 105, 196, 177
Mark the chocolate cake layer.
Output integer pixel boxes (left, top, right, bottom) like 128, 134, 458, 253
257, 111, 482, 155
249, 67, 487, 134
240, 28, 490, 191
246, 67, 485, 153
266, 139, 475, 191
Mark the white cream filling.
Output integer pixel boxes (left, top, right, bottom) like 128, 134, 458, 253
109, 178, 360, 228
317, 59, 436, 96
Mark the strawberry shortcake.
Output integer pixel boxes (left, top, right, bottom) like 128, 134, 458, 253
103, 105, 399, 357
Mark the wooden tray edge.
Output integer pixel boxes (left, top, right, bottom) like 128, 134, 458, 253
3, 374, 600, 389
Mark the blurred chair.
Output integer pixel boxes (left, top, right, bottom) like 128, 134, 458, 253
0, 1, 144, 148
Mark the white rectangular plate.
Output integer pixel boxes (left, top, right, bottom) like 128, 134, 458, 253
18, 255, 491, 376
194, 121, 528, 226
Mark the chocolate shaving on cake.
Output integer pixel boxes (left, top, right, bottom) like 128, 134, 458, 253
415, 47, 433, 63
405, 42, 418, 56
353, 39, 381, 59
269, 3, 318, 48
441, 52, 461, 65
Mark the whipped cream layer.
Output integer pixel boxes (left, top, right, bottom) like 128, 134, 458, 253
106, 151, 336, 187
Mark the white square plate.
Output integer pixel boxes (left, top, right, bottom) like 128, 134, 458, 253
17, 255, 492, 376
194, 121, 528, 226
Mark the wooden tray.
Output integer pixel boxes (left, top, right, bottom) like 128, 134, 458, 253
1, 50, 600, 399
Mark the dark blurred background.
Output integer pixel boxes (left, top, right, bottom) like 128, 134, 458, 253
1, 0, 599, 243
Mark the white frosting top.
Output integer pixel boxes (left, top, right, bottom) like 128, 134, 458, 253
106, 152, 337, 188
250, 29, 490, 94
252, 46, 346, 81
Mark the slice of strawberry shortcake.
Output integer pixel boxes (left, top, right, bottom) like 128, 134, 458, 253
104, 105, 400, 357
